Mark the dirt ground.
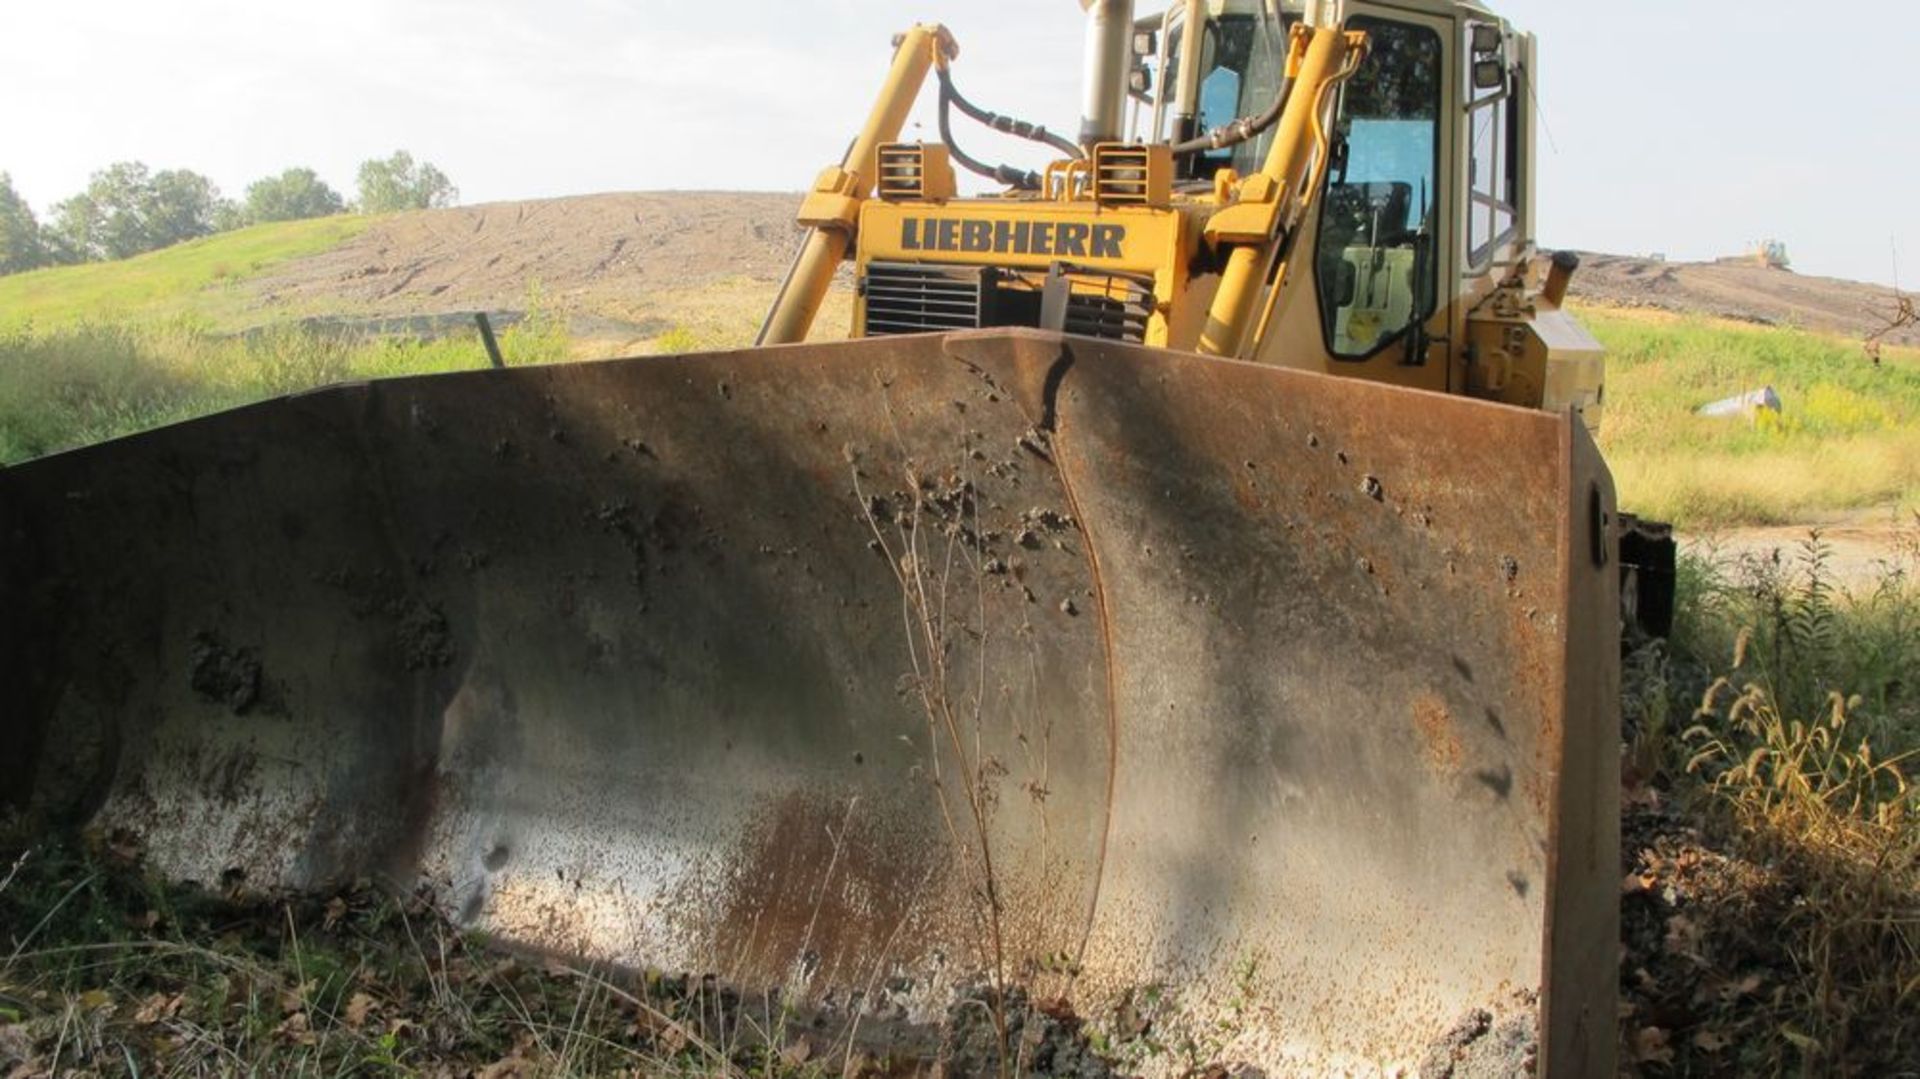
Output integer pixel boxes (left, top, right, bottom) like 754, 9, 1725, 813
246, 192, 809, 348
1565, 252, 1916, 347
1687, 508, 1915, 594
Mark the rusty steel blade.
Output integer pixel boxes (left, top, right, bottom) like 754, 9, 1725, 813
0, 329, 1617, 1076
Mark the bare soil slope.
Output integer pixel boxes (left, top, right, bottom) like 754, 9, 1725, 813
1566, 252, 1915, 347
249, 192, 807, 341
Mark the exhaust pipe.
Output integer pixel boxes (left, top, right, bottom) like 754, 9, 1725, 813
1079, 0, 1135, 148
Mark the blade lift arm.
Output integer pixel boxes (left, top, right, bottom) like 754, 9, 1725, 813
1197, 25, 1367, 359
757, 25, 956, 346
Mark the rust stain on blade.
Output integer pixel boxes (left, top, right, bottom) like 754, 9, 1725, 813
1411, 691, 1465, 775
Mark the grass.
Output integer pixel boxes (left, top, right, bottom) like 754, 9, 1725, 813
0, 838, 870, 1077
1620, 526, 1920, 1075
618, 278, 855, 354
1584, 305, 1920, 527
0, 314, 571, 465
0, 216, 370, 331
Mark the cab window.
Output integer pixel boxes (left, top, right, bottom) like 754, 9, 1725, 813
1313, 17, 1442, 359
1465, 23, 1521, 264
1173, 13, 1293, 178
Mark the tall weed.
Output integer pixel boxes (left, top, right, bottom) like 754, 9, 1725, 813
1624, 523, 1920, 1074
0, 312, 574, 465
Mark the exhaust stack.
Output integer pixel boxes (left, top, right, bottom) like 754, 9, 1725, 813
1079, 0, 1136, 148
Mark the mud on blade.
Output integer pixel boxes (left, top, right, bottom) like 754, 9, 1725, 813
0, 329, 1617, 1076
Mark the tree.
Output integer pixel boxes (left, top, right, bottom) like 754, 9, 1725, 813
355, 151, 458, 214
243, 167, 345, 224
52, 161, 149, 261
145, 168, 226, 245
0, 172, 49, 275
49, 162, 231, 262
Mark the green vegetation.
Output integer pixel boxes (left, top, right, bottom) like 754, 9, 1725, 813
242, 167, 346, 224
0, 215, 368, 330
1586, 306, 1920, 527
0, 315, 569, 464
1, 152, 455, 278
0, 174, 48, 275
1621, 532, 1918, 1074
2, 214, 1914, 532
356, 151, 458, 214
45, 163, 228, 265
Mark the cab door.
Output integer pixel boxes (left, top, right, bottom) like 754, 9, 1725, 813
1252, 2, 1456, 391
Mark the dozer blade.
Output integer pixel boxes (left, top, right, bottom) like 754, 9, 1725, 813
1, 329, 1617, 1077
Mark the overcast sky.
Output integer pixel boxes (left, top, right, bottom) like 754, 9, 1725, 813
3, 0, 1913, 287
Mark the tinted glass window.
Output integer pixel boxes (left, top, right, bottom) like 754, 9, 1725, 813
1314, 17, 1442, 359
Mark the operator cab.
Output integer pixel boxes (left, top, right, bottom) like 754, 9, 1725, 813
1133, 2, 1486, 362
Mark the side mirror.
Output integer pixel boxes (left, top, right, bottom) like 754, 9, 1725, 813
1473, 59, 1506, 90
1130, 65, 1154, 96
1471, 24, 1503, 55
1134, 30, 1158, 56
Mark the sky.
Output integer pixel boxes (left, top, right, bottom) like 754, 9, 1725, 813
2, 0, 1914, 287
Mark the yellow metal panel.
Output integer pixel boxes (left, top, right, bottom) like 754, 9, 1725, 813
1203, 199, 1282, 245
859, 201, 1184, 272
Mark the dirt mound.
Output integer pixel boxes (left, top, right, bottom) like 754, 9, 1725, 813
250, 191, 805, 321
1565, 252, 1916, 347
243, 192, 1916, 352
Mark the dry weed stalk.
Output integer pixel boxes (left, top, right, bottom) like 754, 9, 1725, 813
849, 390, 1058, 1076
1682, 650, 1920, 1068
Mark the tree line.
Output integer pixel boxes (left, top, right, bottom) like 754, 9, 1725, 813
0, 151, 457, 276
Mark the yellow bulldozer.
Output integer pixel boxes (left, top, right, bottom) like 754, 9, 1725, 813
3, 2, 1669, 1075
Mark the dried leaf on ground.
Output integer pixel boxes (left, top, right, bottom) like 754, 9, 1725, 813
344, 992, 377, 1030
133, 993, 183, 1025
1630, 1026, 1674, 1066
276, 1011, 316, 1046
1691, 1029, 1729, 1052
779, 1035, 815, 1068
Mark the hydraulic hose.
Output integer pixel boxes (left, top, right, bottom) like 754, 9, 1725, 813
936, 66, 1083, 161
1170, 72, 1297, 157
938, 76, 1045, 190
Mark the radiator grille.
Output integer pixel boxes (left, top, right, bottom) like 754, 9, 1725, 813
862, 262, 987, 335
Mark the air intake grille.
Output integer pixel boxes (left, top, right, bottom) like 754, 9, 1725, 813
863, 262, 988, 335
1091, 143, 1170, 206
877, 146, 929, 200
875, 143, 955, 201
